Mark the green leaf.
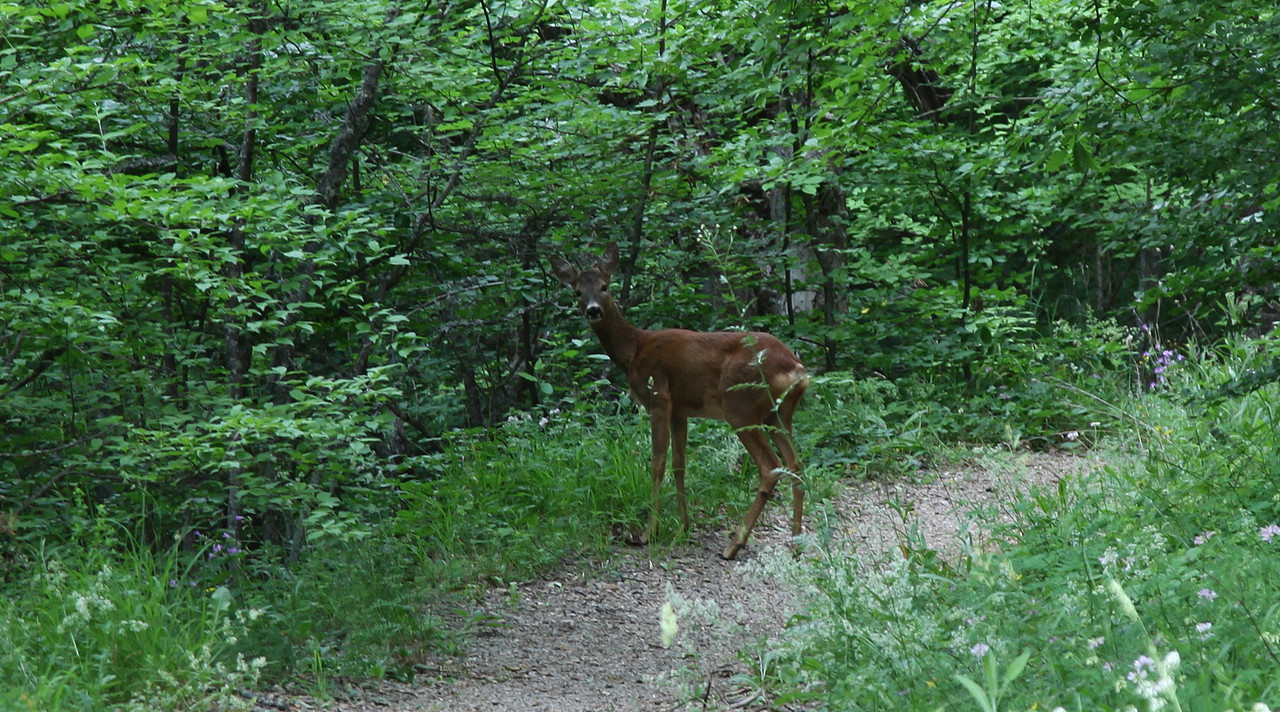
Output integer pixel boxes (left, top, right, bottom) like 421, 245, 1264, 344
1002, 649, 1031, 688
1045, 147, 1069, 173
953, 674, 994, 712
211, 586, 233, 613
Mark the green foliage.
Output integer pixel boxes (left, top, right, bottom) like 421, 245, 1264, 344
746, 334, 1280, 710
3, 0, 1280, 704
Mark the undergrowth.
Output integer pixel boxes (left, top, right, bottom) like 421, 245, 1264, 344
743, 333, 1280, 711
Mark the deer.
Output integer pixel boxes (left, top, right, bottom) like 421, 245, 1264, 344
550, 242, 808, 559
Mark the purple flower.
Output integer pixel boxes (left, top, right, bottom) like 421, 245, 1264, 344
1260, 524, 1280, 542
1194, 531, 1215, 546
970, 642, 990, 658
1127, 654, 1155, 682
1198, 588, 1217, 602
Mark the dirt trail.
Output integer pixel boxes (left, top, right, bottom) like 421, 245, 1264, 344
263, 451, 1098, 712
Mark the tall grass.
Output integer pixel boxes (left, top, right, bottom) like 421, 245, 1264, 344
744, 334, 1280, 710
0, 532, 264, 711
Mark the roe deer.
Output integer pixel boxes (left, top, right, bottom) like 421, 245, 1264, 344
551, 242, 807, 559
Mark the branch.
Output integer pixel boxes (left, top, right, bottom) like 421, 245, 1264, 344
313, 58, 387, 210
0, 346, 67, 399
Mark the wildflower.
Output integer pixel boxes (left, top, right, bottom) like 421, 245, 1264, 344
1127, 654, 1155, 682
970, 642, 990, 658
1088, 636, 1105, 650
1100, 548, 1119, 566
1260, 523, 1280, 542
1127, 651, 1180, 710
1193, 531, 1214, 546
1197, 588, 1217, 602
1195, 622, 1212, 640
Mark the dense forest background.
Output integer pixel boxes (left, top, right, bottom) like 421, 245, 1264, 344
3, 0, 1279, 707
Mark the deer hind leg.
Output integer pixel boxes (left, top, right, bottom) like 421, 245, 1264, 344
671, 415, 691, 533
723, 424, 784, 560
767, 412, 804, 539
646, 406, 672, 545
773, 382, 806, 540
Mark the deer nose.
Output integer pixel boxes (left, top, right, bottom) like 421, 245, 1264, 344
584, 303, 603, 321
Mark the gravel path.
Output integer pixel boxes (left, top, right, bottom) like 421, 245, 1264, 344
259, 450, 1099, 712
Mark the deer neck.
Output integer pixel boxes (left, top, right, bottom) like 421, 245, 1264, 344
589, 298, 645, 371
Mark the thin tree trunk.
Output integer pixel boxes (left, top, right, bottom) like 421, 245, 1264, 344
619, 0, 667, 306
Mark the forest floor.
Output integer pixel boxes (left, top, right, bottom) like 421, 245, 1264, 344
259, 450, 1102, 712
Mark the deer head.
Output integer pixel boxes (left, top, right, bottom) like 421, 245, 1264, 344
549, 242, 620, 324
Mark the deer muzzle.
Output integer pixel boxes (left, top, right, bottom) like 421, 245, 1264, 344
584, 302, 604, 321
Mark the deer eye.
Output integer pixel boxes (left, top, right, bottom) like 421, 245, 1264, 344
601, 284, 609, 292
575, 289, 582, 296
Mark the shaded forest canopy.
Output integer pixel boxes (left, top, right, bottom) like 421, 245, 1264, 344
2, 0, 1277, 560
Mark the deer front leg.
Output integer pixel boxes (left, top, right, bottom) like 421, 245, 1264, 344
671, 415, 690, 533
646, 405, 671, 545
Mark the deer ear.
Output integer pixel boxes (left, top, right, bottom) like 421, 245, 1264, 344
549, 255, 578, 286
599, 242, 620, 275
